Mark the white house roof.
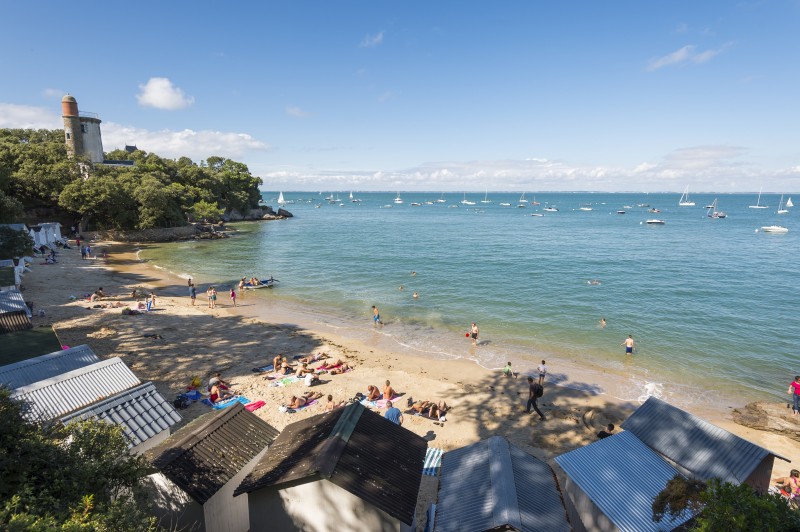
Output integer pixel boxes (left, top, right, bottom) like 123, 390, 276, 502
0, 345, 100, 390
12, 357, 140, 421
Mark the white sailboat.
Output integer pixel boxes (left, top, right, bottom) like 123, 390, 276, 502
787, 197, 794, 208
678, 186, 695, 206
706, 198, 726, 218
777, 195, 788, 214
435, 193, 447, 203
480, 190, 492, 204
461, 192, 476, 205
277, 191, 286, 206
350, 191, 361, 203
517, 192, 528, 208
749, 187, 768, 209
394, 192, 404, 204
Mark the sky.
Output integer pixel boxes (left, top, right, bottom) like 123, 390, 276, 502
1, 1, 799, 193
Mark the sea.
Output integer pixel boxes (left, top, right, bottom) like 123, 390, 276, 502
139, 191, 797, 413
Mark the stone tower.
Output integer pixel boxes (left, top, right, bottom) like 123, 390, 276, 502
61, 94, 104, 163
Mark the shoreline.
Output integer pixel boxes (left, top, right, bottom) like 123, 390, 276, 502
22, 241, 799, 475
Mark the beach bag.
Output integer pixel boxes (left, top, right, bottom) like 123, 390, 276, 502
173, 393, 191, 409
535, 385, 544, 398
190, 376, 202, 389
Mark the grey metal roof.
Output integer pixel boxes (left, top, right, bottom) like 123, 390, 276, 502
0, 288, 31, 317
11, 357, 140, 422
147, 403, 279, 505
555, 430, 695, 532
60, 382, 181, 449
236, 402, 427, 525
621, 397, 788, 484
435, 436, 569, 532
0, 344, 99, 390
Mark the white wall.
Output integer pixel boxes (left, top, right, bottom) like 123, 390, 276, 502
80, 118, 104, 163
146, 473, 205, 531
248, 480, 405, 532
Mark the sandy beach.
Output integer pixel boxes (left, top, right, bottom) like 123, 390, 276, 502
21, 240, 799, 509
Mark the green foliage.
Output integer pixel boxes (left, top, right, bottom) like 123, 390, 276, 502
653, 475, 800, 530
192, 199, 224, 222
0, 226, 34, 259
0, 388, 156, 531
1, 127, 265, 230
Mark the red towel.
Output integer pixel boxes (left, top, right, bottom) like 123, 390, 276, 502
245, 400, 266, 412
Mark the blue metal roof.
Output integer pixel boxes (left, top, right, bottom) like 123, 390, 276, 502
12, 357, 140, 421
435, 436, 569, 532
555, 431, 696, 532
60, 382, 181, 449
622, 397, 787, 484
0, 345, 99, 390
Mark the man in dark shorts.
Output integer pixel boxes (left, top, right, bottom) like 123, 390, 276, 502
189, 283, 196, 306
526, 376, 545, 420
622, 334, 634, 355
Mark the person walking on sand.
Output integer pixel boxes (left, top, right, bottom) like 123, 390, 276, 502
372, 305, 383, 325
525, 376, 545, 420
537, 360, 547, 385
789, 375, 800, 416
622, 334, 634, 355
189, 283, 196, 306
470, 323, 479, 346
206, 286, 213, 308
230, 287, 237, 307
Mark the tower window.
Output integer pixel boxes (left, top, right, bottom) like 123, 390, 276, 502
66, 132, 71, 139
81, 124, 87, 133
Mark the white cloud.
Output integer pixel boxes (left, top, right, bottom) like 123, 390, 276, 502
360, 31, 384, 48
136, 77, 195, 110
646, 43, 730, 71
102, 122, 269, 160
0, 103, 60, 129
285, 106, 310, 118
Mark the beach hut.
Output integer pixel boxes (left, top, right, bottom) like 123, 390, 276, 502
554, 431, 698, 532
38, 222, 63, 244
621, 396, 789, 493
235, 402, 427, 532
0, 344, 99, 389
11, 357, 140, 422
61, 381, 181, 455
28, 225, 47, 248
145, 403, 279, 532
0, 287, 32, 334
433, 435, 570, 531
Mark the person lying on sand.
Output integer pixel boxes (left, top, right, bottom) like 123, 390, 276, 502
383, 380, 397, 400
288, 391, 323, 409
328, 363, 354, 375
429, 401, 449, 420
299, 352, 328, 364
366, 385, 381, 401
410, 400, 433, 415
318, 359, 346, 370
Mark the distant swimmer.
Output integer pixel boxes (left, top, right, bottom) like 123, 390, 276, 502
588, 279, 602, 285
600, 317, 606, 328
412, 292, 419, 299
399, 285, 404, 291
372, 305, 383, 326
411, 271, 417, 276
621, 334, 634, 355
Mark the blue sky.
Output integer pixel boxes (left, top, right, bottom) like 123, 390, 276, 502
2, 1, 799, 192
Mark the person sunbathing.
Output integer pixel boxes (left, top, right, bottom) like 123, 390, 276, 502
318, 359, 345, 370
288, 391, 322, 409
295, 363, 315, 377
429, 401, 449, 420
383, 380, 396, 400
299, 352, 328, 364
280, 362, 292, 375
776, 469, 800, 498
209, 383, 234, 403
366, 385, 381, 401
328, 363, 354, 375
273, 354, 285, 371
411, 400, 433, 415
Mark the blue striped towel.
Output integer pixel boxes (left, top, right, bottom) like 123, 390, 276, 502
422, 447, 444, 476
202, 396, 250, 410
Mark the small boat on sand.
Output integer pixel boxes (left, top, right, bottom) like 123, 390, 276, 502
243, 277, 279, 289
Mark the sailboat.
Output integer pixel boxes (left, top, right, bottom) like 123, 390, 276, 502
435, 193, 447, 203
394, 192, 404, 204
517, 192, 528, 208
777, 195, 788, 214
706, 198, 726, 219
530, 195, 540, 206
749, 187, 768, 209
480, 190, 492, 204
461, 192, 476, 205
678, 186, 695, 206
787, 197, 794, 208
350, 191, 361, 203
277, 192, 286, 206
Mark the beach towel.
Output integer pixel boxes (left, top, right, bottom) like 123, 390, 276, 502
269, 376, 300, 387
422, 448, 445, 476
281, 399, 318, 413
245, 400, 266, 412
316, 362, 341, 371
202, 396, 250, 409
252, 364, 274, 373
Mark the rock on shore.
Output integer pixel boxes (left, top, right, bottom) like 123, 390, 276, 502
732, 401, 800, 443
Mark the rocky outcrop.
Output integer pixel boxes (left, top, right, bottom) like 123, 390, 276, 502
224, 206, 293, 222
732, 401, 800, 442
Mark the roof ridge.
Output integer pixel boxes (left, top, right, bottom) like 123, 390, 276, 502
314, 401, 365, 478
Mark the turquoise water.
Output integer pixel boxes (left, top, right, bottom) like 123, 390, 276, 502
141, 192, 797, 410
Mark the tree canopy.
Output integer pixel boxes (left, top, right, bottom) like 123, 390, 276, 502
0, 128, 263, 230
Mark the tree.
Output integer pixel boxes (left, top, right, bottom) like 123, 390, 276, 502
653, 475, 800, 530
0, 388, 156, 531
0, 226, 34, 259
0, 191, 24, 223
191, 199, 224, 223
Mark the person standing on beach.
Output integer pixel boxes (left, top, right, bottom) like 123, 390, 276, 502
470, 323, 479, 346
622, 335, 634, 355
789, 376, 800, 416
80, 246, 86, 260
525, 376, 545, 420
206, 286, 213, 308
230, 287, 237, 307
238, 278, 246, 299
372, 305, 383, 325
537, 360, 547, 385
189, 283, 196, 306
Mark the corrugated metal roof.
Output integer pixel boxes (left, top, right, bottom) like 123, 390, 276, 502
60, 382, 181, 449
555, 430, 695, 532
435, 436, 569, 532
0, 311, 32, 334
0, 288, 31, 317
146, 403, 279, 505
11, 357, 140, 422
621, 397, 787, 484
0, 344, 99, 390
236, 402, 427, 525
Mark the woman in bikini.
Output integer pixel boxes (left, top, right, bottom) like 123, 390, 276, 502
383, 380, 396, 400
